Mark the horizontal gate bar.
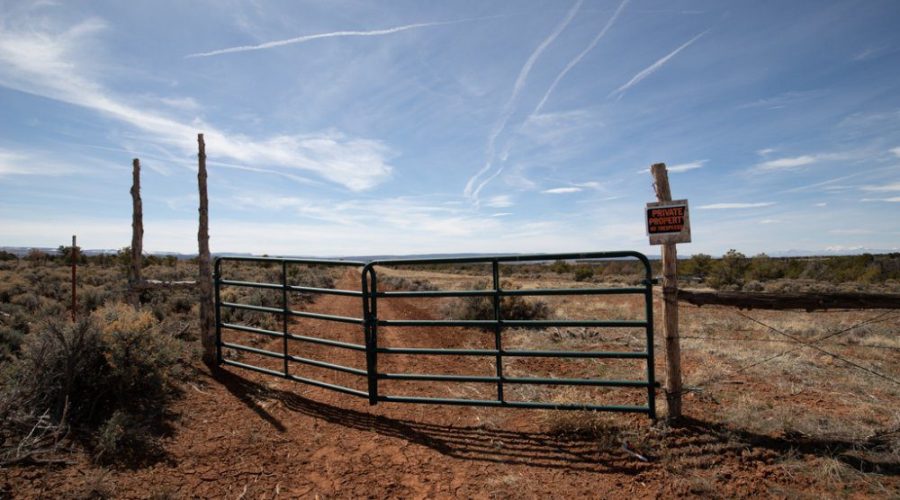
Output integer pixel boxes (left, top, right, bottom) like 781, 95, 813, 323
221, 302, 281, 314
219, 322, 366, 351
221, 342, 366, 376
288, 285, 364, 297
219, 281, 363, 297
219, 279, 282, 290
289, 354, 367, 376
220, 322, 283, 338
377, 319, 647, 328
376, 347, 649, 359
377, 287, 646, 298
378, 373, 650, 387
377, 290, 494, 298
367, 250, 651, 267
289, 333, 367, 352
221, 360, 368, 398
500, 287, 646, 296
222, 341, 283, 360
217, 256, 364, 266
288, 310, 365, 324
377, 395, 651, 413
221, 303, 364, 324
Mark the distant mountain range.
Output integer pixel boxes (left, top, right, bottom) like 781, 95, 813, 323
2, 246, 897, 261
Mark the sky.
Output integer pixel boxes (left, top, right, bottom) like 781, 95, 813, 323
1, 0, 899, 257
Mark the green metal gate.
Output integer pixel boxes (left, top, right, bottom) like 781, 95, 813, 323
215, 251, 657, 419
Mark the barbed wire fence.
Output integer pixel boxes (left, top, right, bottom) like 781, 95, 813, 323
670, 307, 900, 397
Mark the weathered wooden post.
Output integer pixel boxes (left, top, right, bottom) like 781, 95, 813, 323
647, 163, 690, 421
129, 158, 143, 306
71, 234, 77, 322
197, 133, 216, 365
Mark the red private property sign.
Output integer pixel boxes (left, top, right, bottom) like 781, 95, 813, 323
646, 199, 691, 245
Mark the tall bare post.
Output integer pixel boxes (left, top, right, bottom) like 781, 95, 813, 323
129, 158, 143, 306
71, 235, 77, 322
197, 133, 216, 365
651, 163, 682, 421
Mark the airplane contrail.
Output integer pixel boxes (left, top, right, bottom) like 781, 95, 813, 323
187, 17, 501, 58
611, 29, 708, 97
533, 0, 629, 115
463, 0, 583, 198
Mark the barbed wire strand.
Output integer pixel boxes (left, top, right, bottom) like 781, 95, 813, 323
676, 310, 900, 395
733, 310, 900, 386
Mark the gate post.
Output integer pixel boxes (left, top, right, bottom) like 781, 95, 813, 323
362, 266, 379, 405
650, 163, 683, 421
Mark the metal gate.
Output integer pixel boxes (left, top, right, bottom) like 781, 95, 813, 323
215, 251, 657, 419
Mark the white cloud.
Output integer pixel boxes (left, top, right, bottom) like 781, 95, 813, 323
759, 219, 780, 224
757, 155, 816, 170
757, 148, 776, 156
860, 182, 900, 192
861, 197, 900, 203
636, 160, 705, 174
697, 202, 775, 209
0, 18, 393, 191
542, 187, 582, 194
0, 149, 80, 177
814, 202, 827, 207
891, 147, 900, 158
491, 212, 512, 217
611, 30, 707, 97
485, 195, 513, 208
669, 160, 706, 173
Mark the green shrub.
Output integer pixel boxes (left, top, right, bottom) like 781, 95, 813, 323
708, 249, 749, 289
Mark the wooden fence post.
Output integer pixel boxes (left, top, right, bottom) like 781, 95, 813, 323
129, 158, 143, 306
197, 133, 216, 366
650, 163, 683, 421
71, 234, 77, 322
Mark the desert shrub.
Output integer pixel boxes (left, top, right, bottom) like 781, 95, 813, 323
0, 304, 189, 465
679, 253, 713, 280
80, 285, 115, 313
708, 249, 749, 289
442, 280, 551, 322
219, 288, 281, 331
550, 260, 572, 274
0, 275, 28, 303
92, 410, 159, 465
378, 275, 438, 291
10, 292, 42, 313
0, 326, 24, 361
573, 266, 594, 282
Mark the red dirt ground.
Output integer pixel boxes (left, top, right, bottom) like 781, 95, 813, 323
2, 270, 896, 498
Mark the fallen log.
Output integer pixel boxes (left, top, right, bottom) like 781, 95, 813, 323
677, 289, 900, 311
